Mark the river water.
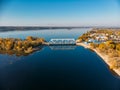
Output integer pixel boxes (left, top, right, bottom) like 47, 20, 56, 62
0, 28, 120, 90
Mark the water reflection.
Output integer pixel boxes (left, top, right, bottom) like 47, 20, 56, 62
0, 45, 44, 56
0, 45, 45, 68
0, 45, 77, 57
0, 45, 76, 68
49, 45, 76, 50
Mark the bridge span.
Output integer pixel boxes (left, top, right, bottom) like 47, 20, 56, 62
49, 38, 76, 45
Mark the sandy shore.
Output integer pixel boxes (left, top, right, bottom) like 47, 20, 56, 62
76, 42, 120, 76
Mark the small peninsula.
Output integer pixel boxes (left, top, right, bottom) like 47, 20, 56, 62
0, 36, 45, 56
76, 28, 120, 76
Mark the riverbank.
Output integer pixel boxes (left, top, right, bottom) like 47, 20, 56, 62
76, 42, 120, 76
0, 36, 45, 56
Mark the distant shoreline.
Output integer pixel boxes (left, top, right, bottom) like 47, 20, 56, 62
0, 26, 120, 32
76, 42, 120, 76
0, 27, 91, 32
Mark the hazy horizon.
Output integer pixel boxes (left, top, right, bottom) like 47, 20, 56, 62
0, 0, 120, 27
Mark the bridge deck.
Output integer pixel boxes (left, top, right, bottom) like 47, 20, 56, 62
49, 38, 76, 45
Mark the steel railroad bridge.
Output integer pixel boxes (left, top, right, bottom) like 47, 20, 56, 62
49, 38, 76, 45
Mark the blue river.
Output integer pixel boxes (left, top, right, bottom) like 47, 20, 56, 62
0, 28, 120, 90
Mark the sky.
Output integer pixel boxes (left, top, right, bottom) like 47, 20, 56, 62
0, 0, 120, 26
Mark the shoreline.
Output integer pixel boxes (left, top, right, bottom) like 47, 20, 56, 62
76, 42, 120, 76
